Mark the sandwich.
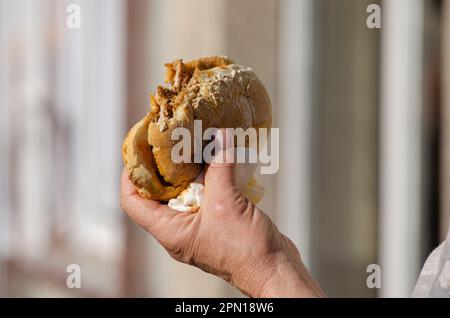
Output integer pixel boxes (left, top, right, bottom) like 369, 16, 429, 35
122, 56, 272, 208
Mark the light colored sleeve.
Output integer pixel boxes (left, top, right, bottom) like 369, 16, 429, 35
412, 227, 450, 298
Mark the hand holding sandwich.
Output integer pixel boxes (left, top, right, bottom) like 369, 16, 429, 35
120, 56, 324, 297
120, 131, 325, 298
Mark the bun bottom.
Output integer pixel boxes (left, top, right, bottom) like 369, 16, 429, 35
122, 115, 187, 201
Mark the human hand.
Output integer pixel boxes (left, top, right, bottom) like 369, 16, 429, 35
120, 133, 325, 297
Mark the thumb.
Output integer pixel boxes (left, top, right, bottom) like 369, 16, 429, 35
204, 129, 236, 194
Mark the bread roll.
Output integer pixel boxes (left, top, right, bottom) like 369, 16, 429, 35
122, 56, 272, 201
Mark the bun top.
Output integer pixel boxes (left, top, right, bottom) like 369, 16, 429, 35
148, 56, 272, 133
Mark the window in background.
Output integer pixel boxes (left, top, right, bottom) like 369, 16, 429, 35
0, 0, 126, 297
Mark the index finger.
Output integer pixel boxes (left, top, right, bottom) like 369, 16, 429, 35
120, 168, 179, 233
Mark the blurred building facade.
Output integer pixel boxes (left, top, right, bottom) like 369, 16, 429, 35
0, 0, 449, 297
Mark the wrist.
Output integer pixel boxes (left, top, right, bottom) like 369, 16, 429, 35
232, 251, 325, 298
259, 252, 325, 297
